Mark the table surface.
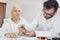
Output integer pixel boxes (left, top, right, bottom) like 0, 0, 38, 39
0, 31, 60, 40
0, 37, 37, 40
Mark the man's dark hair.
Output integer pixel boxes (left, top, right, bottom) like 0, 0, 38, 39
48, 0, 56, 1
44, 0, 59, 12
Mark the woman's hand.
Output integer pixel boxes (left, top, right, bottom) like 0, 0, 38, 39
4, 33, 18, 38
18, 24, 26, 34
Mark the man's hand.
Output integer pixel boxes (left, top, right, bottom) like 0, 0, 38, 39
18, 24, 36, 37
24, 31, 36, 37
4, 33, 18, 38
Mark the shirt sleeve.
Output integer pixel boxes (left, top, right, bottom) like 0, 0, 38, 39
49, 19, 60, 37
26, 12, 43, 31
22, 17, 39, 31
0, 19, 9, 37
34, 31, 52, 37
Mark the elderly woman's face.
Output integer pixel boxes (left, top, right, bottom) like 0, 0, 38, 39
12, 7, 20, 18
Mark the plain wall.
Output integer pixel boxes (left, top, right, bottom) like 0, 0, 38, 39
0, 0, 60, 22
4, 0, 44, 22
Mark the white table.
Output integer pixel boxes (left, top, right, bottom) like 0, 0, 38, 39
0, 37, 37, 40
0, 31, 58, 40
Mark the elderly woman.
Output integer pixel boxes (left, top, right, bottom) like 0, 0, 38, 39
1, 5, 28, 38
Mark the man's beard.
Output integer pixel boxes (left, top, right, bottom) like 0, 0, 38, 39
44, 15, 54, 19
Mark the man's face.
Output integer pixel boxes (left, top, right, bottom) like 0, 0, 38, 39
43, 7, 55, 19
12, 7, 20, 18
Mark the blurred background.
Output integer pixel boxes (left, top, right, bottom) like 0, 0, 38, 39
0, 0, 45, 22
0, 0, 60, 23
